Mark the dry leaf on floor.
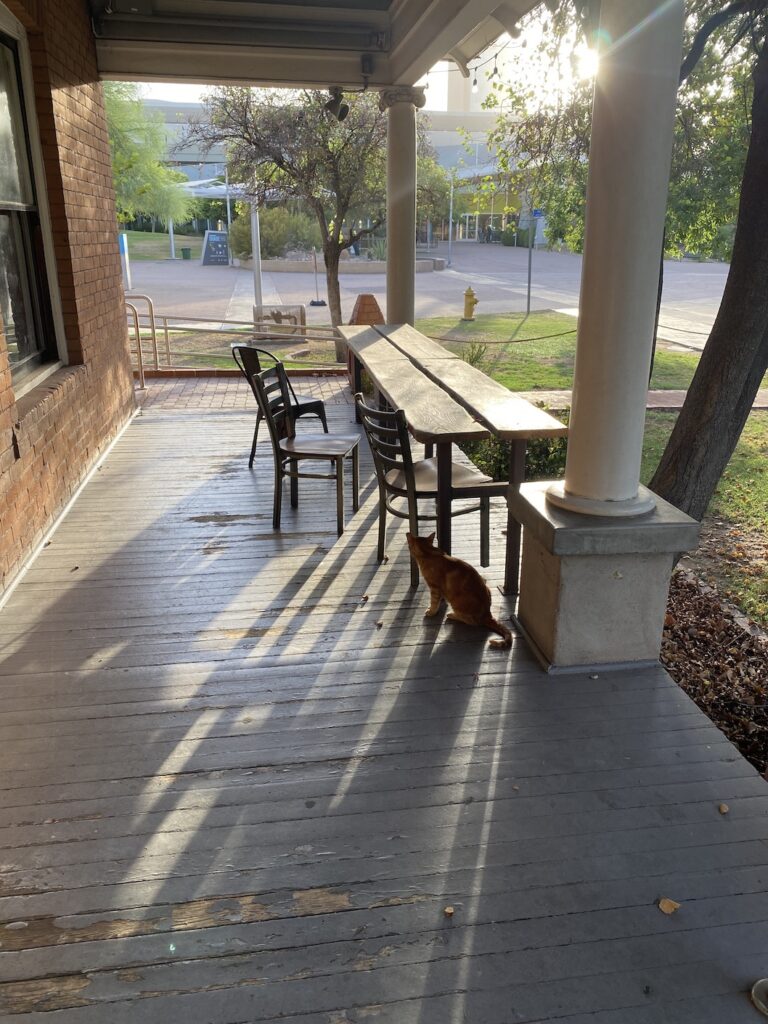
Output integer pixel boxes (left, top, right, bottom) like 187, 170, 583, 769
658, 897, 681, 915
443, 906, 454, 917
719, 802, 730, 814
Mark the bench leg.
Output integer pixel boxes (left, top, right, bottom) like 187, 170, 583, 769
336, 456, 345, 536
504, 440, 526, 595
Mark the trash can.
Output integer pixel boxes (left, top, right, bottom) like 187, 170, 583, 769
181, 247, 192, 260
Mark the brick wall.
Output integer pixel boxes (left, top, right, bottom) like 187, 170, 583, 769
0, 0, 135, 594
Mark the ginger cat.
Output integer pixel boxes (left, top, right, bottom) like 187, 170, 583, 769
406, 532, 512, 650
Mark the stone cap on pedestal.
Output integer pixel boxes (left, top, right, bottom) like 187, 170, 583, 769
510, 481, 700, 557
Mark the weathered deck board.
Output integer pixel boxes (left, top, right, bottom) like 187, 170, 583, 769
0, 387, 766, 1022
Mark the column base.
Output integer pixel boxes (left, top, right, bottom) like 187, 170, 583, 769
546, 480, 657, 517
509, 481, 700, 672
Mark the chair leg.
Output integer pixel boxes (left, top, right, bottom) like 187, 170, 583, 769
377, 491, 387, 562
351, 445, 359, 512
273, 463, 283, 530
249, 413, 261, 468
289, 459, 299, 508
408, 501, 420, 588
335, 456, 345, 536
480, 495, 490, 567
319, 406, 329, 433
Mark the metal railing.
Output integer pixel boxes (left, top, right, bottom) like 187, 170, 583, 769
125, 302, 145, 390
125, 296, 341, 372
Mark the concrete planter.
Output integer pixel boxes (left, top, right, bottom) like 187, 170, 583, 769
233, 257, 439, 273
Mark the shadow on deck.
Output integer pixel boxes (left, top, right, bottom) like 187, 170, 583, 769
0, 379, 766, 1023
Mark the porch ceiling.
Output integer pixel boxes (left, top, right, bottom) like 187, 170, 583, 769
89, 0, 540, 88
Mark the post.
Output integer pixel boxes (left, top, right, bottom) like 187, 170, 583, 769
526, 213, 533, 315
225, 166, 233, 265
447, 179, 454, 267
379, 86, 426, 324
168, 218, 175, 260
250, 202, 263, 310
547, 0, 685, 517
119, 232, 132, 291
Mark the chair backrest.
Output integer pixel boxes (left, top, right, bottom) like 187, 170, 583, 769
232, 343, 299, 404
354, 393, 417, 502
233, 346, 295, 457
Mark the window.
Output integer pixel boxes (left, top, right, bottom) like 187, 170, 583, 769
0, 32, 54, 385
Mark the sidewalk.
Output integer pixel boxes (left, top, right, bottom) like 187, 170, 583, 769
137, 377, 768, 414
519, 388, 768, 412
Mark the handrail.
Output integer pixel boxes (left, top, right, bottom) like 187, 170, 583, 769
133, 311, 338, 337
125, 304, 343, 369
125, 293, 159, 368
125, 302, 145, 390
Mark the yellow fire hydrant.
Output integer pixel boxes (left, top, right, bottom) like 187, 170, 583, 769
462, 286, 479, 321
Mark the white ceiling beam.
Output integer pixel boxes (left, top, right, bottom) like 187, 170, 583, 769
389, 0, 506, 84
96, 40, 391, 90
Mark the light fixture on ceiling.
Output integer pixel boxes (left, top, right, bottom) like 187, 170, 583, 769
324, 87, 350, 121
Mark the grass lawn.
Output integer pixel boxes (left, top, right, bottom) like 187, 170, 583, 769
642, 411, 768, 625
124, 230, 203, 261
415, 311, 700, 391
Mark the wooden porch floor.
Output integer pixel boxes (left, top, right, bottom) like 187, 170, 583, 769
1, 381, 767, 1023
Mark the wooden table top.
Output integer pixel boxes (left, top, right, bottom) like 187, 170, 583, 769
342, 326, 487, 444
340, 324, 566, 444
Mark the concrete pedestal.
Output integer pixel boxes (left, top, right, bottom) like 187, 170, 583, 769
510, 482, 700, 673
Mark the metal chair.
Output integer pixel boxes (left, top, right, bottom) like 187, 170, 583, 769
245, 357, 359, 536
355, 392, 507, 586
232, 344, 328, 467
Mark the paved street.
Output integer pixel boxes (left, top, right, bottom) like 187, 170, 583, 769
129, 242, 729, 351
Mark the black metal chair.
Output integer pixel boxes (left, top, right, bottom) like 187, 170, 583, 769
243, 356, 359, 536
232, 345, 328, 467
355, 393, 507, 586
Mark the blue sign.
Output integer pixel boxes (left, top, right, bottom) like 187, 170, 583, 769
202, 229, 229, 266
532, 209, 544, 218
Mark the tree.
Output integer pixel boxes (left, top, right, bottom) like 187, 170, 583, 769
650, 4, 768, 519
186, 88, 388, 330
488, 3, 754, 260
103, 82, 193, 227
186, 87, 444, 333
490, 1, 768, 525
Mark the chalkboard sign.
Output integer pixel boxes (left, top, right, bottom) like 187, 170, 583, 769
201, 230, 229, 266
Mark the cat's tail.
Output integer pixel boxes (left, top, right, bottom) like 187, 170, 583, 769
487, 617, 512, 650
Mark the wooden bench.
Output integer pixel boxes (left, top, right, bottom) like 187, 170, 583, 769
340, 323, 567, 593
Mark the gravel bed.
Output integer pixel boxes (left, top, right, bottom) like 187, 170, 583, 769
662, 572, 768, 776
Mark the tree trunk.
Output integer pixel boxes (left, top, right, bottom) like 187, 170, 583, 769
323, 245, 346, 360
324, 248, 342, 328
650, 39, 768, 522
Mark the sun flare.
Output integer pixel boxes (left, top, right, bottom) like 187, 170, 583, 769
576, 47, 600, 80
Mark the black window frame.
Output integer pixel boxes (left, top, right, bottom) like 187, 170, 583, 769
0, 30, 56, 387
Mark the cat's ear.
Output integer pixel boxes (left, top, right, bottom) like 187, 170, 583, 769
426, 532, 435, 545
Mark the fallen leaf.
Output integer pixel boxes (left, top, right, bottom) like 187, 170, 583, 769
658, 897, 680, 915
718, 802, 730, 815
443, 906, 454, 918
375, 621, 383, 630
360, 595, 369, 604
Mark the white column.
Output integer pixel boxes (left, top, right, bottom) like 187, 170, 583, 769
250, 202, 263, 310
379, 86, 425, 324
547, 0, 685, 518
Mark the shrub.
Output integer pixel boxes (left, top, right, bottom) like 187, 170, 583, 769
460, 406, 569, 482
460, 342, 488, 369
227, 208, 322, 259
501, 226, 517, 247
228, 215, 253, 258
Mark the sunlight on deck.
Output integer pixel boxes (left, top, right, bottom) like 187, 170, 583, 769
0, 380, 766, 1022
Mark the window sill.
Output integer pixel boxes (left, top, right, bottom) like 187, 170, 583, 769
12, 360, 65, 402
